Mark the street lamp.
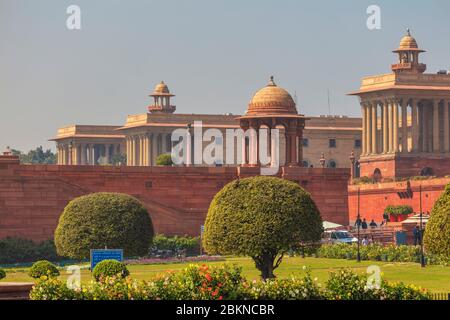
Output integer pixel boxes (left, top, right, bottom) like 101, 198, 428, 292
419, 185, 426, 268
319, 153, 326, 168
356, 187, 361, 262
350, 150, 356, 179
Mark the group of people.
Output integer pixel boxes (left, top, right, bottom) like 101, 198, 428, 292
354, 217, 378, 229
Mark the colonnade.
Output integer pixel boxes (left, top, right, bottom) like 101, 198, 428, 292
126, 132, 171, 166
57, 143, 122, 165
361, 98, 450, 156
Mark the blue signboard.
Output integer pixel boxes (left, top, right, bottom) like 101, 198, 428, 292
90, 249, 124, 271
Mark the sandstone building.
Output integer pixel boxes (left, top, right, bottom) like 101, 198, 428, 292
51, 79, 362, 170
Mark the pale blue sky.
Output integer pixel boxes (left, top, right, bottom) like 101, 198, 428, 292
1, 0, 449, 151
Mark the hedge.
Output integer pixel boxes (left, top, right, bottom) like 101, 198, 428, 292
384, 205, 414, 215
0, 238, 63, 264
424, 183, 450, 257
55, 193, 154, 259
93, 260, 129, 281
28, 260, 60, 279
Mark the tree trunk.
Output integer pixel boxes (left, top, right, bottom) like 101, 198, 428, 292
253, 253, 276, 280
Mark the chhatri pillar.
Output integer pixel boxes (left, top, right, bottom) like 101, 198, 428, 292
238, 76, 306, 167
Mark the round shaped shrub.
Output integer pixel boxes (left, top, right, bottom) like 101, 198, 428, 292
28, 260, 60, 279
203, 176, 323, 279
0, 269, 6, 280
424, 184, 450, 257
55, 193, 154, 259
93, 259, 129, 281
156, 153, 173, 166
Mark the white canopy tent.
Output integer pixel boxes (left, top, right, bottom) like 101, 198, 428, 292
323, 221, 344, 230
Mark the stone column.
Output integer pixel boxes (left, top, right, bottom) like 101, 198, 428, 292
444, 100, 450, 153
422, 104, 429, 152
371, 102, 377, 154
387, 101, 393, 153
289, 131, 297, 165
152, 133, 159, 165
411, 100, 419, 152
361, 103, 367, 155
433, 100, 440, 152
126, 138, 131, 166
90, 144, 96, 165
365, 104, 372, 154
81, 144, 87, 165
383, 101, 388, 153
105, 144, 111, 164
401, 100, 408, 153
393, 101, 399, 152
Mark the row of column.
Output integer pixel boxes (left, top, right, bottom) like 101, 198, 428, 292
57, 143, 121, 165
126, 132, 171, 166
240, 126, 302, 167
361, 98, 450, 156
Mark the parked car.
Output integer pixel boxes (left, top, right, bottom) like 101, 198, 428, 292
322, 230, 358, 244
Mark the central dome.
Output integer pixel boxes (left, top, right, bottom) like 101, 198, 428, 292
246, 77, 298, 116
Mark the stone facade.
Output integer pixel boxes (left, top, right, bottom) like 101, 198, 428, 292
0, 155, 349, 242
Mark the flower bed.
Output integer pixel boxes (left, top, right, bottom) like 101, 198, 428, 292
29, 264, 431, 300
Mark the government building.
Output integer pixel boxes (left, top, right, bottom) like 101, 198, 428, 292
51, 79, 362, 171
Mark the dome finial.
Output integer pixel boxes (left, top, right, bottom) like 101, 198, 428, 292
268, 75, 276, 86
406, 28, 411, 36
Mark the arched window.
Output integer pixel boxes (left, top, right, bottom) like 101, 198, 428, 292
420, 167, 434, 177
373, 168, 382, 182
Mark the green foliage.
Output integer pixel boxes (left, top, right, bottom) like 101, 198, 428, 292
424, 184, 450, 257
29, 265, 430, 300
0, 269, 5, 280
351, 176, 374, 185
317, 243, 448, 265
244, 270, 323, 300
152, 234, 199, 254
0, 237, 63, 264
325, 269, 430, 300
385, 205, 414, 215
111, 154, 127, 166
28, 260, 60, 279
12, 146, 56, 164
156, 153, 173, 166
203, 176, 323, 279
54, 193, 154, 259
93, 260, 129, 281
29, 276, 80, 300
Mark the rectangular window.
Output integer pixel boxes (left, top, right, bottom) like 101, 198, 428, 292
302, 138, 309, 147
329, 139, 336, 148
354, 139, 362, 148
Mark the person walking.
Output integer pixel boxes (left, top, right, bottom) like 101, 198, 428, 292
413, 225, 421, 246
361, 218, 368, 230
369, 219, 378, 228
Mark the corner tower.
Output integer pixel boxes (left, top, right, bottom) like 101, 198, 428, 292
349, 30, 450, 179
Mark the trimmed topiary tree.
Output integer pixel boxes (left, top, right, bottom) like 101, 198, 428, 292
55, 193, 154, 259
424, 184, 450, 257
92, 259, 129, 281
28, 260, 60, 279
203, 176, 323, 280
156, 153, 173, 166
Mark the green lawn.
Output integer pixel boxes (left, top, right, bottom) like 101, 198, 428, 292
2, 257, 449, 293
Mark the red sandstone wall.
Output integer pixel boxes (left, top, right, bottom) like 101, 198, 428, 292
348, 178, 449, 224
0, 158, 350, 242
360, 156, 450, 178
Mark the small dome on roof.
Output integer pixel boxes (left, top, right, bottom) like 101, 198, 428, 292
153, 81, 170, 95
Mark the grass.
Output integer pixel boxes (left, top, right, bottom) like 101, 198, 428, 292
1, 256, 449, 293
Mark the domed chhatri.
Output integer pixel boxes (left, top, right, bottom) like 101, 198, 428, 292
148, 81, 176, 114
394, 29, 424, 52
392, 29, 426, 74
152, 81, 172, 95
246, 76, 298, 116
